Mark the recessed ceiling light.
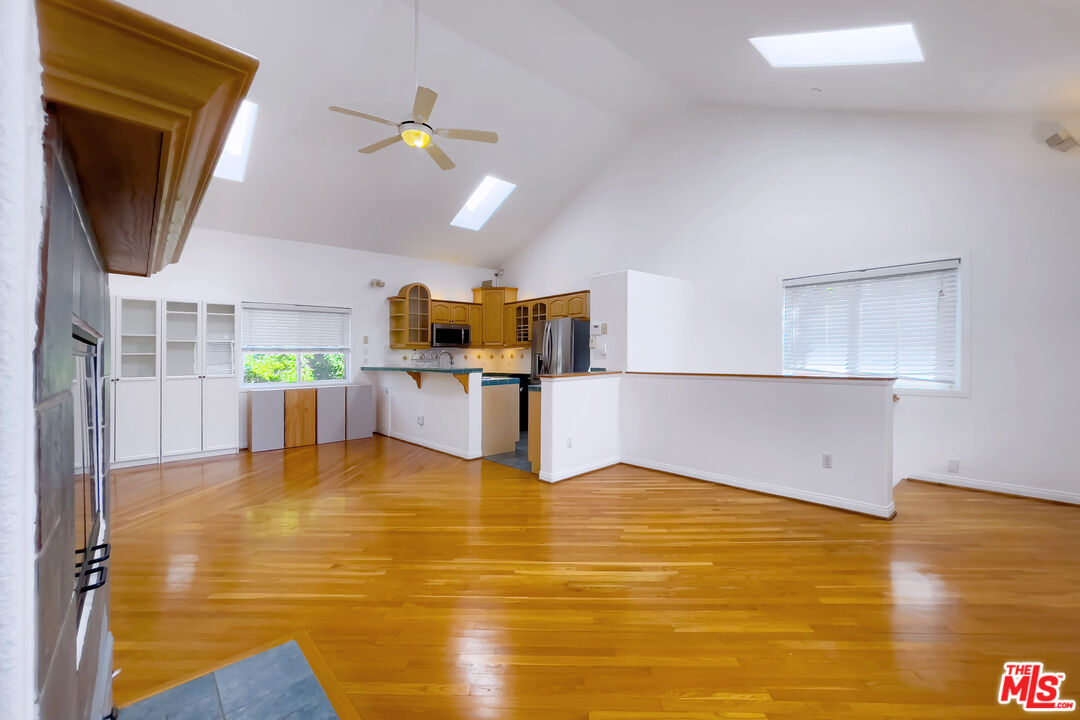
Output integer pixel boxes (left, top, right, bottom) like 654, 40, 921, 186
214, 99, 258, 182
749, 24, 924, 68
451, 176, 515, 231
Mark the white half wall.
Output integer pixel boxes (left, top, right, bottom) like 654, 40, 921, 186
0, 0, 43, 716
539, 374, 621, 482
621, 373, 895, 518
505, 106, 1080, 504
538, 373, 895, 518
368, 371, 482, 459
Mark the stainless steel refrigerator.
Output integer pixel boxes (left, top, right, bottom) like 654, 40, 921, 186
533, 317, 590, 377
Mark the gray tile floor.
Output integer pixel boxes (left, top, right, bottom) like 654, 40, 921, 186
120, 641, 338, 720
485, 431, 531, 471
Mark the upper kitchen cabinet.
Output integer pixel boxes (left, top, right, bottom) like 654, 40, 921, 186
37, 0, 259, 276
547, 292, 589, 320
567, 292, 589, 318
389, 283, 431, 348
473, 287, 518, 346
431, 300, 451, 325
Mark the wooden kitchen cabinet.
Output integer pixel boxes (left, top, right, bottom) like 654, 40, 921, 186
469, 304, 484, 346
548, 296, 568, 319
389, 283, 431, 348
391, 281, 586, 349
450, 303, 470, 324
431, 300, 451, 324
567, 292, 589, 318
473, 287, 518, 346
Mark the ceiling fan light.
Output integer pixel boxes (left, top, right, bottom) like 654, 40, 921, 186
401, 127, 431, 148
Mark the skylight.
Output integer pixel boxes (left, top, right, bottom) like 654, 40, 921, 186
749, 24, 923, 68
450, 176, 516, 231
213, 100, 258, 182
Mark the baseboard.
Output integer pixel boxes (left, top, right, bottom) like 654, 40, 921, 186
161, 448, 238, 464
538, 456, 620, 483
379, 430, 481, 460
622, 456, 895, 519
906, 471, 1080, 505
110, 456, 160, 469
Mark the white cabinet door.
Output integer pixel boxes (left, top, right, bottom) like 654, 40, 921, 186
202, 376, 239, 451
162, 377, 202, 456
113, 378, 159, 462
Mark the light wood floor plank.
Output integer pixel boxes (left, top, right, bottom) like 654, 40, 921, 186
110, 436, 1080, 718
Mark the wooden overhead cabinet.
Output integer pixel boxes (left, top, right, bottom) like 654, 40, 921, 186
389, 283, 431, 348
37, 0, 259, 276
474, 286, 518, 346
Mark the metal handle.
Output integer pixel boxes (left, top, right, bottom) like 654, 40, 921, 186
75, 542, 110, 568
79, 566, 108, 593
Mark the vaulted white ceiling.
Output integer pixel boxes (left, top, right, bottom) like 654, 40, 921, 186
120, 0, 1080, 268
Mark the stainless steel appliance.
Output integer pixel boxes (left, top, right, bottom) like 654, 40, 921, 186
536, 317, 590, 376
431, 323, 471, 347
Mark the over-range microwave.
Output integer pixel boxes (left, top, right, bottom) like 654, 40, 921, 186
431, 323, 471, 347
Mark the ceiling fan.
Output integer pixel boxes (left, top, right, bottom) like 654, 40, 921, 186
329, 87, 498, 171
328, 0, 498, 170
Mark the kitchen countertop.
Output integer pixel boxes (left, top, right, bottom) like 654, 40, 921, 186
481, 377, 521, 387
361, 366, 483, 374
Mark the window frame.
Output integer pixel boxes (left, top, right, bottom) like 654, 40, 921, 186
240, 303, 351, 388
777, 255, 969, 398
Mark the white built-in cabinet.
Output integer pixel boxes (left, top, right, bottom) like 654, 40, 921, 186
113, 298, 161, 463
113, 296, 239, 466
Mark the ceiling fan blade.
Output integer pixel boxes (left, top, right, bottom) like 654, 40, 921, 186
329, 106, 398, 127
358, 135, 403, 154
412, 86, 438, 123
435, 128, 499, 144
425, 142, 455, 170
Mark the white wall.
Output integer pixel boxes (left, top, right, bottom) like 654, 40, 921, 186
0, 0, 43, 716
110, 227, 517, 376
621, 373, 895, 518
506, 106, 1080, 504
539, 374, 621, 482
111, 228, 532, 448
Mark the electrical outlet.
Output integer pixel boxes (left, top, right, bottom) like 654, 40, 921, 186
821, 452, 833, 469
601, 322, 608, 334
566, 437, 572, 448
417, 415, 424, 426
947, 458, 960, 473
363, 335, 369, 344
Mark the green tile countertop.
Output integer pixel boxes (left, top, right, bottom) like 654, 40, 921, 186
481, 377, 521, 387
361, 366, 483, 374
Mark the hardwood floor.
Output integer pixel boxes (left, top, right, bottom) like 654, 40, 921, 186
109, 436, 1080, 718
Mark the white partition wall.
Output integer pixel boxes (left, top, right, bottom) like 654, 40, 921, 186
538, 372, 896, 518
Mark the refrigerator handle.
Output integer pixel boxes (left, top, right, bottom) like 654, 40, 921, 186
541, 322, 552, 374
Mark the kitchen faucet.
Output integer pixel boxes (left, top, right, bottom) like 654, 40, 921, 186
437, 350, 454, 368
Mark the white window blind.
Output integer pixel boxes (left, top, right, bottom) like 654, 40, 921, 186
783, 259, 960, 390
242, 303, 350, 351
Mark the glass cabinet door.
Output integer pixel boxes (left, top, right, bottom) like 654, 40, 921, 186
204, 303, 237, 376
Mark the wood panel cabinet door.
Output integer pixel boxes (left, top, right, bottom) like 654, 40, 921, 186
548, 297, 568, 319
468, 304, 483, 346
284, 388, 317, 448
450, 303, 469, 324
431, 301, 451, 324
504, 304, 516, 345
481, 289, 504, 345
567, 293, 588, 318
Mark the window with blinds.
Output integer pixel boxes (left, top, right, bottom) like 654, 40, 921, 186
782, 259, 960, 390
241, 303, 350, 385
